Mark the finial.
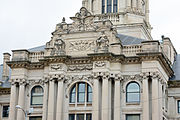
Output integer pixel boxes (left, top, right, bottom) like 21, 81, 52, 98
62, 17, 66, 23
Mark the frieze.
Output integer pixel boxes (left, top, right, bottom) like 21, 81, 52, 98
69, 40, 95, 52
50, 64, 63, 71
94, 61, 106, 68
68, 64, 92, 71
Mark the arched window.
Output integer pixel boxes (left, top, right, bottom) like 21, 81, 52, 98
31, 86, 44, 105
69, 82, 92, 103
126, 82, 140, 103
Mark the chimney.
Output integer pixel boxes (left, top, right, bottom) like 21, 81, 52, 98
2, 53, 11, 81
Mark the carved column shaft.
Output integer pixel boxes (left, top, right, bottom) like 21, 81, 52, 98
47, 80, 56, 120
17, 83, 26, 120
101, 76, 109, 120
142, 76, 149, 120
9, 83, 18, 120
56, 79, 64, 120
92, 77, 100, 120
114, 79, 121, 120
152, 77, 160, 120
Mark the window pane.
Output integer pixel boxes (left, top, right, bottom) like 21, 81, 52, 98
32, 96, 43, 105
126, 114, 140, 120
86, 114, 92, 120
107, 0, 112, 13
113, 0, 117, 13
127, 93, 140, 102
78, 83, 85, 92
77, 114, 84, 120
29, 116, 42, 120
87, 93, 92, 102
2, 106, 9, 117
127, 83, 140, 92
69, 114, 75, 120
31, 86, 43, 105
78, 93, 85, 102
88, 85, 92, 92
102, 0, 105, 13
70, 93, 76, 103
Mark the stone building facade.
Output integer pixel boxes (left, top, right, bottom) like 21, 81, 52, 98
0, 0, 180, 120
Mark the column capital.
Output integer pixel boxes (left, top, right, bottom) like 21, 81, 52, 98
110, 73, 123, 81
93, 72, 109, 79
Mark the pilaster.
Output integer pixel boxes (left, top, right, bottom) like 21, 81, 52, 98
17, 80, 26, 120
114, 73, 122, 120
47, 78, 56, 120
56, 75, 65, 120
9, 81, 18, 120
141, 73, 150, 120
42, 78, 49, 120
92, 74, 100, 120
101, 73, 110, 120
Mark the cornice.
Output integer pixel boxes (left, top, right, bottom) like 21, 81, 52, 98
137, 52, 174, 77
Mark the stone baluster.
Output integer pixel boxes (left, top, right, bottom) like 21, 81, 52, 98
101, 73, 109, 120
9, 81, 18, 120
16, 80, 26, 120
56, 75, 64, 120
114, 74, 122, 120
42, 78, 49, 120
47, 79, 56, 120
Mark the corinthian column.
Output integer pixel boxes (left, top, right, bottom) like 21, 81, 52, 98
56, 76, 64, 120
16, 81, 26, 120
47, 79, 56, 120
42, 79, 49, 120
92, 75, 100, 120
142, 73, 149, 120
114, 74, 122, 120
152, 73, 160, 120
101, 74, 109, 120
9, 82, 17, 120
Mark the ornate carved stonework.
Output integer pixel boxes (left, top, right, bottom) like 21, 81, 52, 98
51, 36, 65, 56
50, 64, 63, 71
94, 61, 106, 68
69, 7, 97, 32
68, 64, 92, 71
95, 32, 109, 53
69, 40, 95, 52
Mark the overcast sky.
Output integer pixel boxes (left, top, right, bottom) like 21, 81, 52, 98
0, 0, 180, 64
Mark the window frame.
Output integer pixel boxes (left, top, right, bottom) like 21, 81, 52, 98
126, 114, 140, 120
177, 100, 180, 113
31, 85, 44, 105
69, 82, 92, 104
126, 82, 140, 103
2, 105, 9, 118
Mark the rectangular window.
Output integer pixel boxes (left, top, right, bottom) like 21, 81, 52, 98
107, 0, 112, 13
126, 114, 140, 120
69, 114, 75, 120
86, 113, 92, 120
102, 0, 105, 13
29, 116, 42, 120
78, 83, 85, 103
178, 100, 180, 113
113, 0, 117, 13
77, 114, 84, 120
2, 105, 9, 117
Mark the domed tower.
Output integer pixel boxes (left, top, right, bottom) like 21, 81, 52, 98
82, 0, 152, 40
